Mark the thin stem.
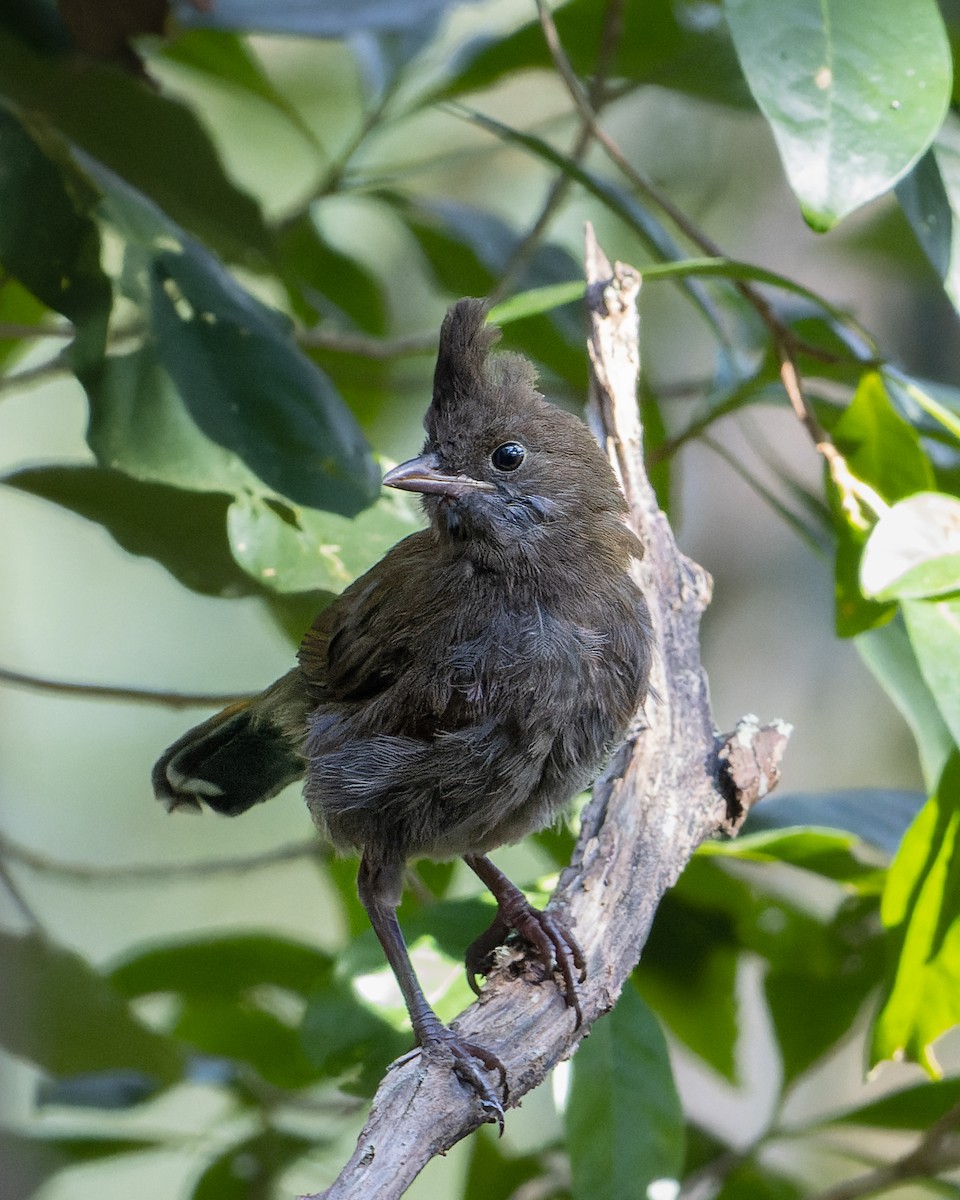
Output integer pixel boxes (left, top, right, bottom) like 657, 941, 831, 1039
0, 829, 323, 883
534, 0, 883, 526
0, 857, 43, 928
0, 666, 252, 709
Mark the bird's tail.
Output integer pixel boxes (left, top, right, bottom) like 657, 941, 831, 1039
152, 668, 310, 816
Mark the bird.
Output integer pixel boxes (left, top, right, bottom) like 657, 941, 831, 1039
153, 298, 653, 1126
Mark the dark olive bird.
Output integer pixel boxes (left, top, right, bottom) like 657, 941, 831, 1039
153, 299, 652, 1124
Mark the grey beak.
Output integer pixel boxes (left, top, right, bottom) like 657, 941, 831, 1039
382, 454, 495, 498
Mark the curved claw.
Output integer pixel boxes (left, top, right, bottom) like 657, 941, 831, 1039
463, 859, 587, 1025
418, 1025, 508, 1133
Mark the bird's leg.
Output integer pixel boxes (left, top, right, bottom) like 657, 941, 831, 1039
462, 852, 586, 1026
356, 853, 508, 1129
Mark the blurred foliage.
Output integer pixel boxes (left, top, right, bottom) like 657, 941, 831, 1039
3, 0, 960, 1197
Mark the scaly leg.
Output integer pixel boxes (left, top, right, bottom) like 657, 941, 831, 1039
357, 853, 507, 1129
463, 852, 586, 1026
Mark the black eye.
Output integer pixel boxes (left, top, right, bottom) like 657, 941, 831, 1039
491, 442, 526, 472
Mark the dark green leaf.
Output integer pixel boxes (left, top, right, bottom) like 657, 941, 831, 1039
175, 997, 322, 1089
897, 113, 960, 314
147, 247, 380, 513
0, 931, 182, 1084
191, 1129, 316, 1200
765, 896, 885, 1082
743, 788, 926, 857
279, 213, 387, 334
0, 274, 50, 371
716, 1161, 805, 1200
464, 1133, 563, 1200
725, 0, 951, 229
110, 933, 333, 999
873, 751, 960, 1071
702, 827, 886, 889
0, 26, 272, 263
300, 978, 408, 1095
0, 104, 109, 365
4, 465, 255, 598
566, 984, 684, 1200
829, 1075, 960, 1129
443, 0, 749, 109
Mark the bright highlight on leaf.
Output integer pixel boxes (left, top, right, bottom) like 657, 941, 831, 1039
724, 0, 952, 229
860, 492, 960, 600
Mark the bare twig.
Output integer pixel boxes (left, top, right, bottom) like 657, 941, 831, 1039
0, 829, 323, 883
534, 0, 882, 526
298, 232, 789, 1200
0, 666, 251, 709
808, 1101, 960, 1200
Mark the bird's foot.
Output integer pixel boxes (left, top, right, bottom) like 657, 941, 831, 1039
401, 1020, 507, 1132
466, 896, 586, 1026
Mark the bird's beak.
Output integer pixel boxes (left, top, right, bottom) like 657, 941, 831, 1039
382, 454, 495, 498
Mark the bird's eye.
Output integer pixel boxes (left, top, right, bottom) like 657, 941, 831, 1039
490, 442, 526, 472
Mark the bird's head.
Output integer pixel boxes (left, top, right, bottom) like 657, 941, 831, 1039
383, 298, 638, 575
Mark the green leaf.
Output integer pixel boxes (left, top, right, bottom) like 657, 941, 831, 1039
191, 1129, 316, 1200
443, 0, 749, 110
872, 751, 960, 1072
0, 275, 51, 372
701, 827, 886, 889
80, 164, 380, 514
830, 1075, 960, 1129
566, 984, 684, 1200
828, 370, 934, 635
901, 595, 960, 751
765, 896, 885, 1082
110, 933, 333, 1000
742, 788, 926, 857
857, 617, 954, 792
300, 978, 408, 1095
716, 1161, 806, 1200
175, 997, 323, 1090
226, 487, 422, 593
4, 465, 256, 598
724, 0, 952, 229
0, 26, 272, 263
0, 931, 182, 1084
177, 0, 476, 38
898, 112, 960, 315
279, 212, 387, 334
463, 1134, 556, 1200
0, 105, 110, 365
861, 493, 960, 600
0, 1131, 159, 1200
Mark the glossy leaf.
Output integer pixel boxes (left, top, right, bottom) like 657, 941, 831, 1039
0, 931, 182, 1084
0, 25, 271, 263
724, 0, 951, 229
765, 896, 885, 1082
873, 751, 960, 1072
82, 164, 381, 514
174, 997, 323, 1089
4, 465, 255, 598
443, 0, 749, 109
566, 983, 684, 1200
226, 486, 421, 594
0, 105, 109, 366
861, 492, 960, 600
110, 933, 333, 999
898, 113, 960, 314
830, 1075, 960, 1128
828, 370, 933, 635
742, 788, 926, 857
